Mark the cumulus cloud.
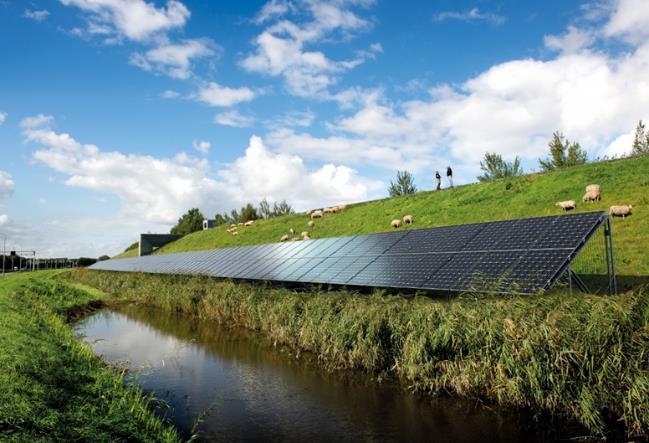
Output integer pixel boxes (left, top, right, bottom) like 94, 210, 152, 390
604, 0, 649, 43
241, 0, 375, 98
214, 110, 254, 128
20, 114, 54, 129
194, 82, 256, 107
160, 89, 180, 99
544, 26, 595, 54
0, 214, 8, 225
433, 8, 506, 25
129, 38, 216, 79
0, 171, 15, 198
24, 9, 50, 21
21, 116, 380, 254
60, 0, 190, 42
0, 112, 7, 125
192, 140, 211, 154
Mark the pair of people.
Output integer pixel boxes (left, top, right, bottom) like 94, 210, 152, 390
435, 166, 453, 190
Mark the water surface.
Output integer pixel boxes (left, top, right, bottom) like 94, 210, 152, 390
75, 305, 568, 442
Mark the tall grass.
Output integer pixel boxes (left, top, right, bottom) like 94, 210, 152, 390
65, 269, 649, 437
0, 271, 181, 442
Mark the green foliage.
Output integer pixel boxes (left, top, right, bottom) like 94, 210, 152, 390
124, 241, 139, 253
67, 269, 649, 436
539, 131, 588, 171
170, 207, 204, 236
631, 120, 649, 156
97, 255, 110, 261
0, 272, 180, 442
388, 170, 417, 197
214, 213, 227, 226
477, 152, 523, 182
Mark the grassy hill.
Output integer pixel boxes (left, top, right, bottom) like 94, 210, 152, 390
116, 156, 649, 279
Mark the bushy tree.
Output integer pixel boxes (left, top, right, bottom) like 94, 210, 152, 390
631, 120, 649, 156
539, 131, 588, 171
258, 198, 294, 219
214, 213, 227, 226
239, 203, 259, 222
477, 152, 523, 182
170, 208, 204, 236
388, 170, 417, 197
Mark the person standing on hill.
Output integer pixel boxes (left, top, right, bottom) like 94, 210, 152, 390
435, 170, 441, 190
446, 165, 453, 187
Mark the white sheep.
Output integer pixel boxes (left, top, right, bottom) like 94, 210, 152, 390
610, 205, 632, 218
289, 228, 295, 236
336, 204, 347, 212
403, 214, 413, 225
391, 219, 402, 228
280, 234, 289, 241
300, 231, 309, 237
232, 231, 238, 236
323, 207, 335, 214
585, 184, 600, 193
230, 224, 237, 228
307, 220, 315, 228
311, 210, 323, 219
305, 210, 313, 217
582, 190, 600, 203
302, 233, 311, 240
556, 200, 576, 211
244, 220, 254, 226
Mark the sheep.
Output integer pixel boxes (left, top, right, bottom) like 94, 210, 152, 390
336, 204, 347, 212
403, 214, 414, 225
307, 220, 315, 228
230, 224, 237, 228
244, 220, 254, 226
556, 200, 576, 211
585, 184, 600, 193
391, 219, 402, 229
302, 233, 311, 240
238, 222, 244, 226
300, 231, 309, 237
280, 234, 289, 241
610, 205, 632, 218
289, 228, 295, 236
305, 210, 313, 217
323, 207, 335, 214
311, 210, 323, 219
232, 231, 238, 236
582, 190, 600, 203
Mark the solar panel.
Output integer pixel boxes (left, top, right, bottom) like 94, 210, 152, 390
90, 212, 608, 295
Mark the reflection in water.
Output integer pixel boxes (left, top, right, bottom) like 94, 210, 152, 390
75, 305, 559, 442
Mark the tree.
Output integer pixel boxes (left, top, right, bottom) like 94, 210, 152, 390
97, 255, 110, 261
539, 131, 587, 171
271, 200, 293, 217
388, 170, 417, 197
259, 198, 272, 219
631, 120, 649, 156
239, 203, 259, 222
170, 208, 204, 236
477, 152, 523, 182
214, 213, 227, 226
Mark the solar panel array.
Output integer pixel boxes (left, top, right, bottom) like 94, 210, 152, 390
91, 211, 607, 294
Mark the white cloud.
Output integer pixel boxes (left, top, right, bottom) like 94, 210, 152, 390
254, 0, 291, 24
0, 112, 6, 125
604, 0, 649, 43
0, 214, 8, 225
433, 8, 506, 25
129, 38, 215, 79
24, 9, 50, 21
0, 171, 15, 198
544, 26, 595, 54
192, 140, 211, 154
21, 117, 379, 255
60, 0, 190, 42
241, 0, 374, 98
20, 114, 54, 129
160, 89, 180, 99
266, 110, 315, 129
194, 82, 256, 107
214, 110, 254, 128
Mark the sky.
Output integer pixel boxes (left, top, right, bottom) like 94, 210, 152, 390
0, 0, 648, 258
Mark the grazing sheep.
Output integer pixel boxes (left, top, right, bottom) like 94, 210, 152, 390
556, 200, 576, 211
403, 214, 414, 225
586, 184, 600, 193
311, 210, 323, 219
323, 207, 335, 214
610, 205, 632, 218
582, 190, 600, 202
289, 228, 295, 236
238, 222, 244, 226
305, 210, 313, 217
300, 231, 309, 237
244, 220, 254, 226
232, 231, 238, 236
391, 219, 402, 229
280, 234, 289, 241
302, 233, 311, 240
230, 224, 237, 228
336, 204, 347, 212
307, 220, 315, 228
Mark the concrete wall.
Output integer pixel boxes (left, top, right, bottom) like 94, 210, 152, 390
139, 234, 182, 256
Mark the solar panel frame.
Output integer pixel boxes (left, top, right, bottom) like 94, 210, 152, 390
90, 212, 608, 295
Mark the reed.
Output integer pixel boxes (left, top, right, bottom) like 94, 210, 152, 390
64, 268, 649, 437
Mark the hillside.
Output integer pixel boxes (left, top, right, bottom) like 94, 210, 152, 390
116, 156, 649, 279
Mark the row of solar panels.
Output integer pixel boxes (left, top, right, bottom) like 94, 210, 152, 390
91, 211, 607, 294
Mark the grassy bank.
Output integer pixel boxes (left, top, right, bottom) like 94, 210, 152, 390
64, 269, 649, 437
117, 156, 649, 278
0, 271, 180, 442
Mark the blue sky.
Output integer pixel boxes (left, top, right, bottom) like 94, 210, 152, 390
0, 0, 648, 257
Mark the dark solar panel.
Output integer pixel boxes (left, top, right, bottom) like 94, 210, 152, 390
90, 212, 607, 294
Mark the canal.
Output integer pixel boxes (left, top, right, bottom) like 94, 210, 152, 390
75, 305, 571, 442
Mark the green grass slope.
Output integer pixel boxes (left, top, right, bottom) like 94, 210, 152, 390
140, 156, 647, 277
